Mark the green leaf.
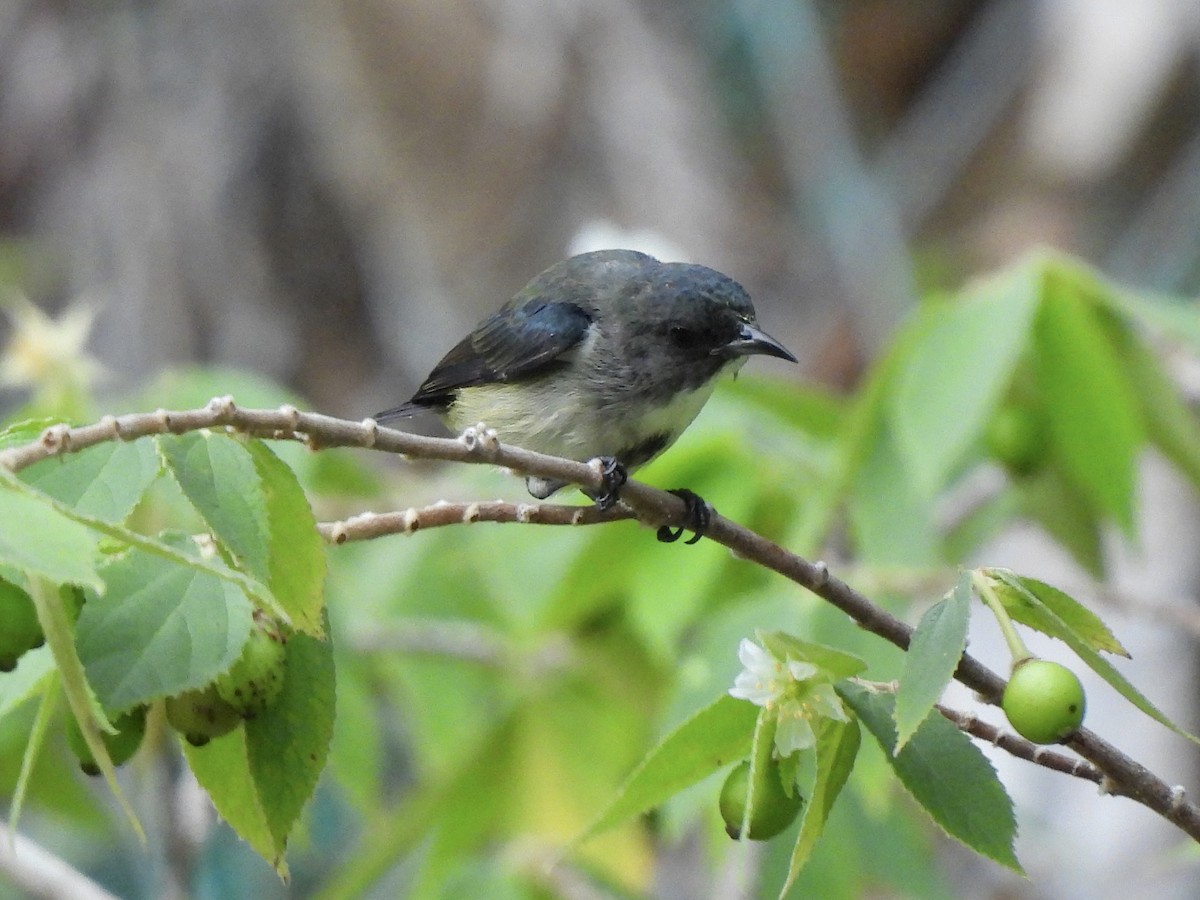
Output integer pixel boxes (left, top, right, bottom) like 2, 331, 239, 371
184, 612, 335, 874
0, 484, 101, 589
895, 573, 972, 751
127, 366, 343, 490
890, 266, 1040, 495
184, 731, 281, 875
985, 570, 1196, 742
0, 418, 61, 451
0, 646, 55, 721
60, 507, 282, 621
22, 439, 160, 522
816, 312, 934, 554
158, 432, 270, 579
737, 708, 779, 842
849, 423, 940, 566
0, 465, 277, 612
838, 682, 1020, 872
724, 376, 846, 438
245, 620, 336, 854
159, 434, 325, 636
574, 694, 759, 844
1110, 322, 1200, 494
75, 547, 254, 711
1013, 465, 1104, 577
1101, 287, 1200, 355
1033, 273, 1144, 531
986, 570, 1127, 657
759, 632, 867, 681
779, 716, 861, 896
244, 441, 326, 635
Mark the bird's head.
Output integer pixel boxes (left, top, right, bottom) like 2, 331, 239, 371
607, 260, 795, 396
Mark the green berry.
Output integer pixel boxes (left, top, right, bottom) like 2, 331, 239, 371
166, 684, 243, 747
215, 616, 288, 718
1002, 658, 1086, 744
67, 707, 148, 776
0, 581, 44, 672
719, 758, 804, 841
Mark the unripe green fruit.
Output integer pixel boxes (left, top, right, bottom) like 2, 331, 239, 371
166, 685, 243, 747
1002, 659, 1086, 744
215, 617, 288, 718
719, 758, 804, 841
985, 405, 1047, 476
0, 581, 44, 672
67, 706, 148, 776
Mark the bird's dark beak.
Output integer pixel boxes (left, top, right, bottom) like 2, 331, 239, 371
719, 322, 797, 363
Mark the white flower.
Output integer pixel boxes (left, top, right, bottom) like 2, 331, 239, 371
0, 295, 104, 416
728, 638, 850, 757
807, 683, 850, 723
787, 659, 818, 681
729, 639, 787, 707
775, 704, 817, 755
0, 296, 100, 387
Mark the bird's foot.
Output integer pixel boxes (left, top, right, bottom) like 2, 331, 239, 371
590, 456, 628, 511
657, 489, 712, 545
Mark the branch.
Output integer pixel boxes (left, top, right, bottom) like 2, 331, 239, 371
317, 501, 635, 543
3, 398, 1200, 842
857, 679, 1104, 785
696, 506, 1200, 840
934, 703, 1102, 784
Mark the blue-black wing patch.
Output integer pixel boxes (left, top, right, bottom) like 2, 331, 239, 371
384, 300, 592, 416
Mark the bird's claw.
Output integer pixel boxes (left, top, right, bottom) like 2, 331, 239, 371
592, 457, 628, 511
657, 489, 712, 545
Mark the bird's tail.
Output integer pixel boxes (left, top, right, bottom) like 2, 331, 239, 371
372, 401, 425, 423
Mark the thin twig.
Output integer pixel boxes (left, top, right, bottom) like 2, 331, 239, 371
317, 500, 635, 543
856, 679, 1104, 785
3, 400, 1199, 842
934, 704, 1103, 784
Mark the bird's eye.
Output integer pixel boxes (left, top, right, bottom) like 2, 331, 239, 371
669, 325, 704, 349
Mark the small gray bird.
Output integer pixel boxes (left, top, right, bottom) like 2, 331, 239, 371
375, 249, 795, 538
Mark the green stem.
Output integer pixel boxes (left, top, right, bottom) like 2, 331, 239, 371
971, 570, 1032, 667
8, 678, 58, 835
741, 707, 780, 844
25, 575, 145, 843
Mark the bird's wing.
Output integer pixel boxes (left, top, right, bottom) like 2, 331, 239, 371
408, 300, 593, 406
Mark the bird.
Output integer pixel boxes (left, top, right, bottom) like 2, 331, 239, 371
375, 249, 796, 540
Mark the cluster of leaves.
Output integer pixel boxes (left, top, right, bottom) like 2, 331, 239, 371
577, 566, 1193, 899
1, 251, 1199, 898
0, 415, 333, 875
872, 250, 1200, 572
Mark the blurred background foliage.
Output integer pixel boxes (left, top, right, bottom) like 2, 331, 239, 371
3, 1, 1200, 898
8, 0, 1200, 409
